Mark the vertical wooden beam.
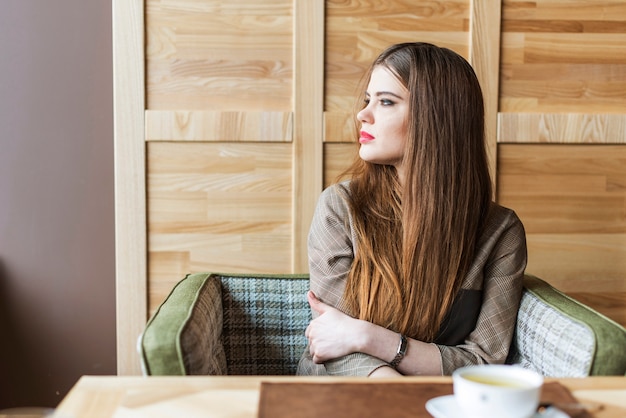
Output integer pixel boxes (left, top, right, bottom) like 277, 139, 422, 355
292, 0, 325, 272
469, 0, 502, 197
113, 0, 146, 375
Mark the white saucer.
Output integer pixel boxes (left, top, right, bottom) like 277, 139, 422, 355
425, 395, 462, 418
425, 395, 569, 418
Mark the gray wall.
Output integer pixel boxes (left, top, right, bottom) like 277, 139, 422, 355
0, 0, 116, 408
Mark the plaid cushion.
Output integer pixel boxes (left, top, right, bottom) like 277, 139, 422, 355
510, 289, 595, 377
219, 274, 311, 375
510, 275, 626, 376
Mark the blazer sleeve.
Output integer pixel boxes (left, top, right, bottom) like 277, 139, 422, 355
305, 184, 389, 376
437, 209, 528, 375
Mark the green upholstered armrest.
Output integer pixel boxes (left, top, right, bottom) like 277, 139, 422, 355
511, 274, 626, 376
139, 272, 310, 376
139, 273, 227, 375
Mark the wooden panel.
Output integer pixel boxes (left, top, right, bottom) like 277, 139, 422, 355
145, 0, 293, 111
113, 0, 146, 376
148, 251, 190, 317
502, 0, 626, 21
143, 0, 299, 319
497, 144, 626, 325
498, 1, 626, 325
501, 0, 626, 113
499, 113, 626, 143
145, 110, 293, 142
147, 142, 293, 312
325, 0, 470, 112
323, 143, 357, 188
519, 235, 625, 289
323, 111, 356, 143
469, 0, 502, 191
292, 1, 324, 272
497, 144, 626, 233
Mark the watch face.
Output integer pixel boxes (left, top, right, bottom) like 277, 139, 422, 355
399, 334, 408, 354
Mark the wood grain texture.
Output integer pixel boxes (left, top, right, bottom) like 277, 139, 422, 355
147, 142, 293, 312
499, 113, 626, 143
113, 0, 146, 376
500, 0, 626, 113
503, 0, 626, 21
323, 111, 357, 143
292, 0, 324, 272
325, 0, 470, 112
497, 144, 626, 322
498, 144, 626, 233
568, 292, 626, 328
498, 2, 626, 327
53, 375, 626, 418
145, 0, 293, 110
145, 110, 293, 142
323, 143, 357, 188
469, 0, 502, 193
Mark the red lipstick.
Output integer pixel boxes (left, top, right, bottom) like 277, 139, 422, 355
359, 131, 374, 143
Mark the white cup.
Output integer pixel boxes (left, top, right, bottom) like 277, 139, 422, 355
452, 365, 543, 418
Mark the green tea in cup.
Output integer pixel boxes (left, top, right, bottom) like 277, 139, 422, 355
453, 365, 543, 418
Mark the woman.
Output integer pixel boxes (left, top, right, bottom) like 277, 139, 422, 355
297, 42, 527, 377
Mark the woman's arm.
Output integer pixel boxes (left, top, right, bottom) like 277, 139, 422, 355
306, 291, 443, 376
301, 183, 407, 376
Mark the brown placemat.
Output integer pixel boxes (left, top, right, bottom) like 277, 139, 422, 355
257, 381, 590, 418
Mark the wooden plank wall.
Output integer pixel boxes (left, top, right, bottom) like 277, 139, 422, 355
114, 0, 626, 374
144, 0, 298, 317
496, 0, 626, 326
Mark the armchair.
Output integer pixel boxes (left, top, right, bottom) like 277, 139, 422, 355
139, 272, 626, 377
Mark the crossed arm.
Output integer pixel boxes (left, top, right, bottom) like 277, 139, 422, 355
305, 290, 443, 376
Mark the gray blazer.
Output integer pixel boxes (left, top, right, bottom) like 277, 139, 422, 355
297, 182, 528, 376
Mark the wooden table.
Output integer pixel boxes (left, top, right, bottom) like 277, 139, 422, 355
54, 375, 626, 418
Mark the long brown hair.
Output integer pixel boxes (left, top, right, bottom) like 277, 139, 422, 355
342, 43, 492, 342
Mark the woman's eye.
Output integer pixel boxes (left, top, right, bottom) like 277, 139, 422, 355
363, 97, 395, 107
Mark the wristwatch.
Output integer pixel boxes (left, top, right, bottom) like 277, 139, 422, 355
389, 334, 408, 368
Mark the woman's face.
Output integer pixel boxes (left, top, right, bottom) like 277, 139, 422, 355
357, 65, 410, 180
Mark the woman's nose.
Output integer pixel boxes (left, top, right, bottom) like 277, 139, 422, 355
357, 106, 372, 124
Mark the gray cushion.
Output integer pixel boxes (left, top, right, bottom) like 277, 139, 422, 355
509, 274, 626, 376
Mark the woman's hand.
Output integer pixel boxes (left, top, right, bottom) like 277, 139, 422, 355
305, 291, 364, 363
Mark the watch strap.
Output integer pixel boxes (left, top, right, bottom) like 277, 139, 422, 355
389, 334, 407, 368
